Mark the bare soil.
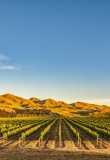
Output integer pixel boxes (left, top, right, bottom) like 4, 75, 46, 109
0, 148, 110, 160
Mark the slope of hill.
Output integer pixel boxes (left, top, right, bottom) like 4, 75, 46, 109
0, 93, 110, 117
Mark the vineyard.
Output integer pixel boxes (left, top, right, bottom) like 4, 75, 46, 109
0, 117, 110, 150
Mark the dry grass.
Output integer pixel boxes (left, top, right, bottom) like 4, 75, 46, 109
0, 148, 110, 160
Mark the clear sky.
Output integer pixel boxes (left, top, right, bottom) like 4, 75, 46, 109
0, 0, 110, 105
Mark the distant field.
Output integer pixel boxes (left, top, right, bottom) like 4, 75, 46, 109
0, 117, 110, 159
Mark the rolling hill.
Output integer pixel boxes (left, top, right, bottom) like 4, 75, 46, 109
0, 93, 110, 117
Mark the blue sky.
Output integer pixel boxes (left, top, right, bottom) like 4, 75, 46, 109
0, 0, 110, 105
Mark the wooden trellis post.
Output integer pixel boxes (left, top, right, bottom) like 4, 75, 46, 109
97, 137, 102, 148
39, 137, 43, 147
3, 133, 8, 142
19, 135, 25, 147
77, 133, 81, 148
19, 137, 22, 147
97, 135, 99, 145
19, 132, 25, 147
100, 139, 102, 148
79, 138, 81, 148
39, 138, 41, 147
77, 133, 80, 141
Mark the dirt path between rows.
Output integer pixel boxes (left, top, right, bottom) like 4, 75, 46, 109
0, 148, 110, 160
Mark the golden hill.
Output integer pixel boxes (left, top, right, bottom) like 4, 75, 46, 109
0, 93, 110, 117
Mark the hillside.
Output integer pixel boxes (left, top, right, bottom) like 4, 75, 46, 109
0, 93, 110, 117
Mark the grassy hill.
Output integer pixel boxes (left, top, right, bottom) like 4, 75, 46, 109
0, 93, 110, 117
